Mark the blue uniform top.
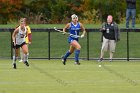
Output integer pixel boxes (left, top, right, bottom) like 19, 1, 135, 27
67, 22, 81, 43
69, 22, 81, 38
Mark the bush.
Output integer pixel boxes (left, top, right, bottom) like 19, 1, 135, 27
81, 9, 101, 24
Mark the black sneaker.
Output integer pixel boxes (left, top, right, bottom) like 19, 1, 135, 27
24, 61, 29, 66
74, 62, 80, 65
98, 58, 103, 62
13, 63, 16, 69
62, 56, 66, 65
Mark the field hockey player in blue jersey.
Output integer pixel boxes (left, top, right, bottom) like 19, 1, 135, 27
62, 14, 86, 65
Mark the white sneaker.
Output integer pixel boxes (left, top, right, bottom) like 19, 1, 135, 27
19, 59, 23, 62
74, 62, 80, 65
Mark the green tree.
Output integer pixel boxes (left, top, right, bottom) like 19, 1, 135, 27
50, 0, 68, 23
92, 0, 126, 23
0, 0, 23, 24
0, 0, 140, 24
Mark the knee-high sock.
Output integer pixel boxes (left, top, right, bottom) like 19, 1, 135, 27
63, 51, 71, 60
75, 50, 80, 62
24, 53, 29, 62
13, 56, 16, 63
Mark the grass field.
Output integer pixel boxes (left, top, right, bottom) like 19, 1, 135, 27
0, 59, 140, 93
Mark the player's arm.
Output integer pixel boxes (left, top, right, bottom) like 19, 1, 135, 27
27, 26, 32, 44
12, 28, 19, 45
80, 23, 86, 38
63, 23, 70, 34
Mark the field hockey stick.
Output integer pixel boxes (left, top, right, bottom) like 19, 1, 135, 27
54, 27, 81, 38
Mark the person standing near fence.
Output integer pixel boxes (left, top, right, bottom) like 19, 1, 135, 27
98, 15, 120, 62
126, 0, 136, 28
62, 14, 86, 65
12, 18, 29, 69
19, 18, 32, 62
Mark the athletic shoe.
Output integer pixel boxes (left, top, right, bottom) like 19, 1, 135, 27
19, 59, 23, 62
62, 56, 66, 65
74, 62, 80, 65
24, 61, 29, 66
13, 63, 16, 69
98, 58, 103, 62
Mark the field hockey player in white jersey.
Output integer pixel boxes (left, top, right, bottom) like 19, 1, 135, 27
12, 18, 29, 69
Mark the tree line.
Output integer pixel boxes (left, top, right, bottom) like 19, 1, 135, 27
0, 0, 140, 24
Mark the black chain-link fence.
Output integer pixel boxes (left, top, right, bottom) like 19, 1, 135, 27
0, 28, 140, 61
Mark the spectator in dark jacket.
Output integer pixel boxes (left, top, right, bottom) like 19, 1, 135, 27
126, 0, 136, 28
98, 15, 120, 62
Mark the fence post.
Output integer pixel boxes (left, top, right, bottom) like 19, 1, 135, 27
87, 31, 89, 60
10, 29, 13, 59
127, 29, 129, 61
48, 28, 51, 60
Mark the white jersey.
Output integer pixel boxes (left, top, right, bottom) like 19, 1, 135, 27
15, 26, 27, 45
